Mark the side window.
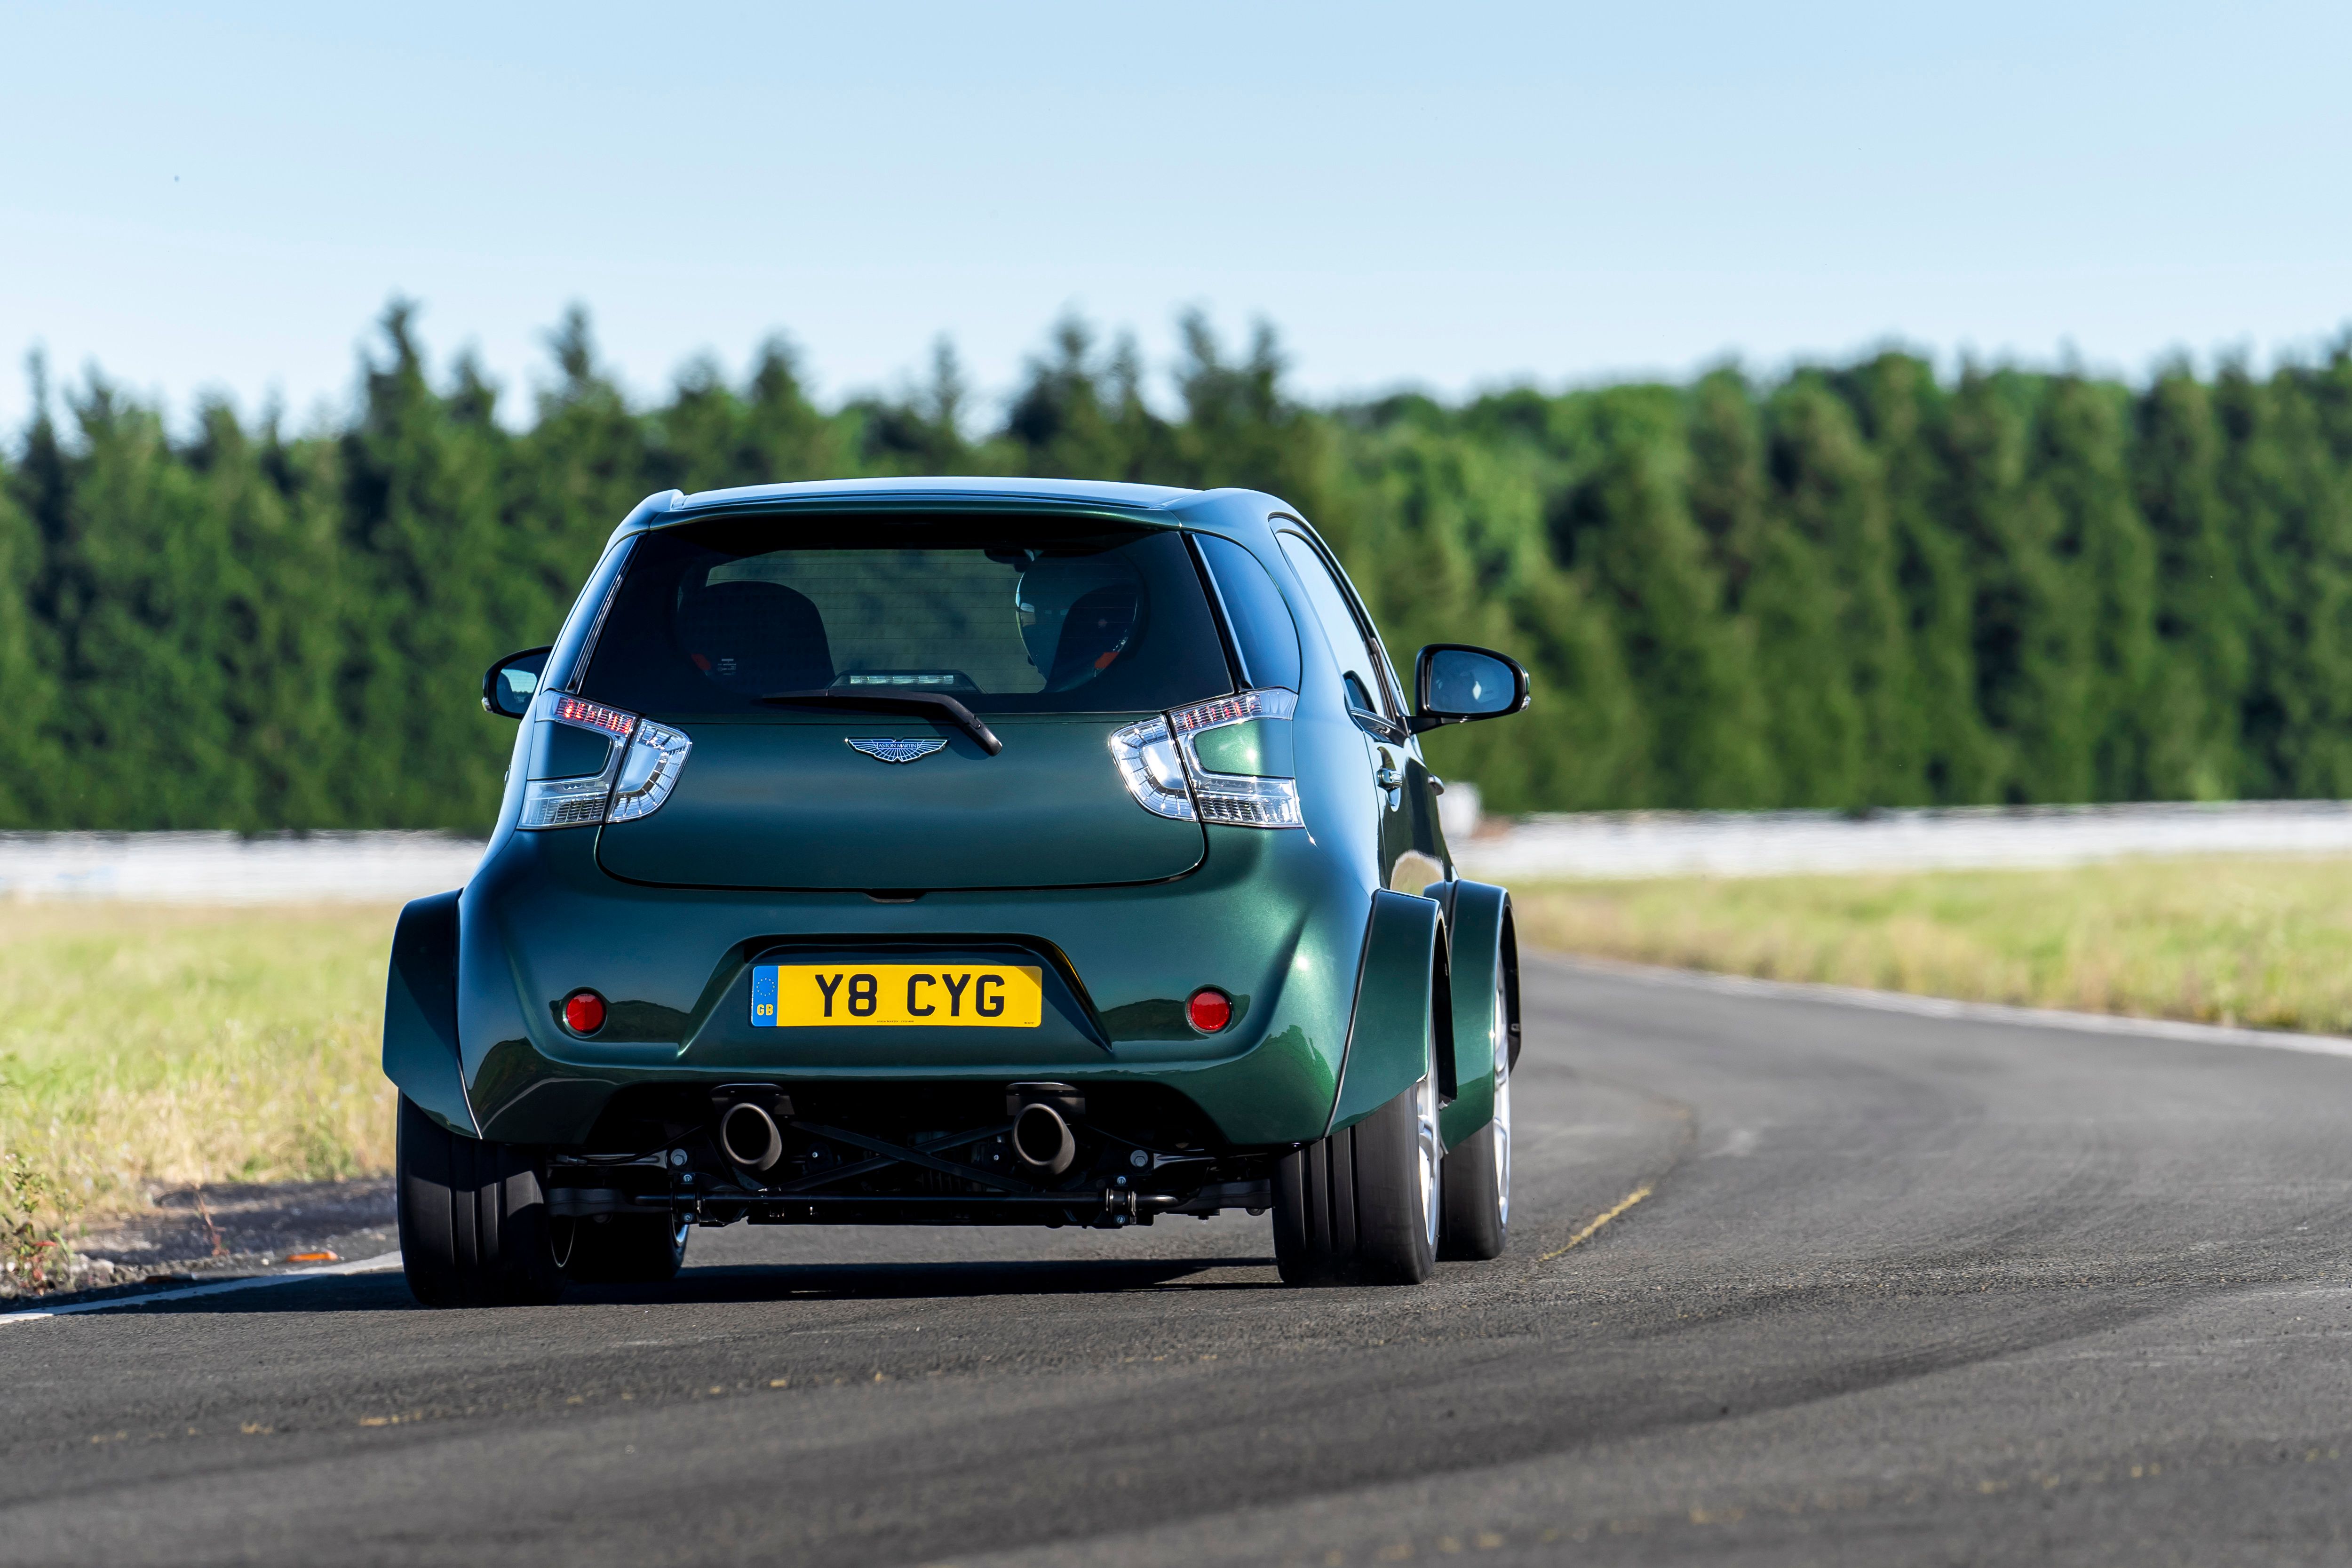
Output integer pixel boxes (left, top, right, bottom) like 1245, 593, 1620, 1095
1195, 534, 1302, 691
1277, 531, 1398, 729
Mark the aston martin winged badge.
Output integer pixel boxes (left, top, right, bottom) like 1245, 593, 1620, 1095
846, 738, 950, 764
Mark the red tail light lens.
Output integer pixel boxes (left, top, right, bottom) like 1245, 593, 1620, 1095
550, 696, 635, 736
518, 694, 695, 830
1185, 988, 1232, 1033
563, 990, 607, 1035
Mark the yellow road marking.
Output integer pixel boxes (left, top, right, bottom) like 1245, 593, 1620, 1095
1538, 1184, 1653, 1262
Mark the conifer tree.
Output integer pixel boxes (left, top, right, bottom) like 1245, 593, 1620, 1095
513, 308, 657, 607
2223, 362, 2352, 797
1168, 314, 1331, 512
1684, 367, 1766, 609
336, 302, 523, 828
654, 338, 858, 494
188, 399, 349, 828
1339, 416, 1642, 810
1945, 369, 2087, 801
50, 379, 249, 826
738, 338, 860, 485
1550, 387, 1772, 807
2033, 375, 2159, 800
1835, 354, 1996, 803
999, 318, 1168, 482
0, 450, 59, 828
1684, 370, 1860, 807
2136, 365, 2252, 798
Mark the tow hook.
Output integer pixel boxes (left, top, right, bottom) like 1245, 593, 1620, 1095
1104, 1180, 1138, 1225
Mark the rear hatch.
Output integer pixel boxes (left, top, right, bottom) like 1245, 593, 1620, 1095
575, 509, 1230, 892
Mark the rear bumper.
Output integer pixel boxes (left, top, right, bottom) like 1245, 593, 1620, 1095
449, 824, 1375, 1148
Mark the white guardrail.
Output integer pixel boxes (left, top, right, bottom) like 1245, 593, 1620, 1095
0, 832, 487, 903
4, 800, 2352, 902
1452, 799, 2352, 882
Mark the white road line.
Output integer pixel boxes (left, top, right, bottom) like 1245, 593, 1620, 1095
1544, 953, 2352, 1061
0, 1250, 403, 1325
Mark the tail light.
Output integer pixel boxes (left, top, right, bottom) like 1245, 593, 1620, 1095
1110, 688, 1302, 829
518, 695, 694, 830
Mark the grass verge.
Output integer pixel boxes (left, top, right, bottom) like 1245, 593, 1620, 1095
0, 902, 398, 1225
1512, 853, 2352, 1035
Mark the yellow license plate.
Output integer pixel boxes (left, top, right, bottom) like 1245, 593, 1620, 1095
750, 963, 1044, 1028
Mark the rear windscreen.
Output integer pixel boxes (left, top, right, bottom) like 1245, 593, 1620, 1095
578, 515, 1236, 716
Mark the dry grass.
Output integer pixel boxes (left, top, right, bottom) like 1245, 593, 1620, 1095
0, 901, 399, 1219
1514, 854, 2352, 1035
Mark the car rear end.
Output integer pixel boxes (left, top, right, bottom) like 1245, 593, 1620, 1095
446, 488, 1376, 1235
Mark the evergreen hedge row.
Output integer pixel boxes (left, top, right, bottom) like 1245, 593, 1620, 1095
4, 304, 2348, 829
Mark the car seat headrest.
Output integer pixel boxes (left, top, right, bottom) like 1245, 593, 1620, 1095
680, 578, 834, 694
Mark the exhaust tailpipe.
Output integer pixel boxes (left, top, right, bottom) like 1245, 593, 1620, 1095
1011, 1102, 1077, 1176
719, 1101, 784, 1172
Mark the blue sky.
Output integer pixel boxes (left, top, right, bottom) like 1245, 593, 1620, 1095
5, 0, 2349, 432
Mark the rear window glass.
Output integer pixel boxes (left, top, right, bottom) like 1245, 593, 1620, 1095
580, 515, 1235, 716
1195, 533, 1301, 692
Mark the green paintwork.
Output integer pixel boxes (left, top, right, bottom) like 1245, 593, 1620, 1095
384, 478, 1528, 1172
1324, 889, 1441, 1135
1436, 880, 1510, 1149
596, 715, 1203, 891
435, 821, 1367, 1148
382, 891, 477, 1137
1190, 718, 1294, 778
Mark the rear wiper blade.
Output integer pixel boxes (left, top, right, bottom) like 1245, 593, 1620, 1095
758, 690, 1004, 756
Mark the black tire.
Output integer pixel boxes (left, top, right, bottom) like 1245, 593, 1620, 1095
396, 1095, 564, 1307
1439, 967, 1510, 1261
1274, 1059, 1441, 1287
560, 1212, 690, 1284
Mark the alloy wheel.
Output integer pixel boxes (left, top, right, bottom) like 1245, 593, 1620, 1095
1416, 1047, 1442, 1254
1492, 969, 1511, 1228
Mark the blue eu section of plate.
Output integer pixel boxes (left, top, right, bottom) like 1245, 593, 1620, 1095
751, 964, 779, 1027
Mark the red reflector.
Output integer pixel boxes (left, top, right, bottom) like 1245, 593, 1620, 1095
1185, 988, 1232, 1033
563, 990, 606, 1035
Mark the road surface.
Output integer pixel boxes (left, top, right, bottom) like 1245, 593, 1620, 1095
8, 958, 2352, 1565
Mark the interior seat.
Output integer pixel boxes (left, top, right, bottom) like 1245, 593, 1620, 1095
679, 580, 834, 694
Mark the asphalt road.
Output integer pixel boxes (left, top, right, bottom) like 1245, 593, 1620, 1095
9, 958, 2352, 1567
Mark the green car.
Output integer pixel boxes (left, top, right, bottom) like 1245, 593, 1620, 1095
385, 478, 1529, 1305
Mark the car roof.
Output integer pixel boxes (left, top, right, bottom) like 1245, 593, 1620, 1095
609, 477, 1309, 553
654, 475, 1198, 518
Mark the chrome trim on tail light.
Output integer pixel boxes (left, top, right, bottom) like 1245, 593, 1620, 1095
1108, 716, 1194, 821
607, 720, 691, 822
1110, 687, 1303, 829
518, 772, 616, 829
517, 694, 695, 830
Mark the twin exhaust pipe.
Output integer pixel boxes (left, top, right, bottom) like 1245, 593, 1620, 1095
716, 1086, 1081, 1178
718, 1101, 785, 1172
1009, 1101, 1077, 1176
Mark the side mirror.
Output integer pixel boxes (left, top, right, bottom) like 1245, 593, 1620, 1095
1408, 644, 1530, 733
482, 646, 554, 719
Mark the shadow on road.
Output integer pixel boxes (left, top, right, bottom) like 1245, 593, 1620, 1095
576, 1256, 1279, 1304
71, 1255, 1277, 1317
